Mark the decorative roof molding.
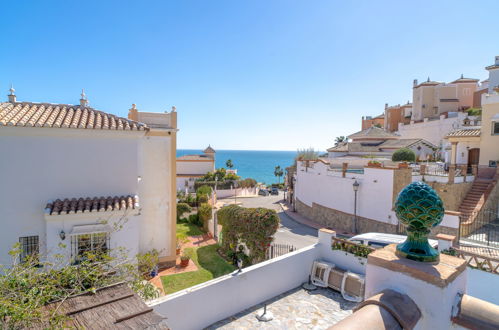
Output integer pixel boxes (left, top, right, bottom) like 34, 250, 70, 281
45, 195, 139, 215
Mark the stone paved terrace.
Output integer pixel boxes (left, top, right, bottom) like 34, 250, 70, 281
206, 287, 357, 330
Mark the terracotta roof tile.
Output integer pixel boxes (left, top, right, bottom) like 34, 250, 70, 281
45, 195, 138, 215
0, 102, 147, 131
446, 128, 481, 138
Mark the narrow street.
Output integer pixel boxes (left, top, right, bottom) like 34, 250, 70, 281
218, 192, 318, 249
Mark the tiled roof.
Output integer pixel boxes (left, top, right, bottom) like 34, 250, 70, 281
177, 154, 214, 161
327, 139, 436, 153
203, 145, 216, 153
446, 128, 481, 138
450, 76, 479, 84
348, 126, 398, 140
0, 102, 147, 131
45, 195, 138, 215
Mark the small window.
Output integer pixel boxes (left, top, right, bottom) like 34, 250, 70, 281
493, 122, 499, 135
71, 232, 109, 258
19, 236, 39, 263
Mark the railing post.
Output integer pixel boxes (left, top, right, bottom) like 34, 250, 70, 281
448, 164, 456, 184
420, 164, 426, 176
342, 162, 348, 178
461, 165, 467, 182
471, 164, 478, 178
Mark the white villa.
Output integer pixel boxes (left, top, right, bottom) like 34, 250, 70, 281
176, 145, 216, 192
0, 90, 178, 267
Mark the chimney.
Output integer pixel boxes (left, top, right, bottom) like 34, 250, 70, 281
128, 104, 139, 121
79, 89, 88, 107
413, 79, 418, 87
385, 103, 388, 109
495, 56, 499, 65
8, 84, 16, 103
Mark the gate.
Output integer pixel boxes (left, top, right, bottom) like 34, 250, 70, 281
459, 210, 499, 247
265, 243, 296, 260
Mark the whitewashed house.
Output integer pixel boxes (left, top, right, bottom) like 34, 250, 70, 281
0, 90, 178, 267
176, 145, 216, 192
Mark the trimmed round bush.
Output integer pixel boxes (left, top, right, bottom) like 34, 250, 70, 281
392, 148, 416, 162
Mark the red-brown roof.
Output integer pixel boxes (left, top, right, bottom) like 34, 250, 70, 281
45, 195, 138, 215
0, 102, 147, 131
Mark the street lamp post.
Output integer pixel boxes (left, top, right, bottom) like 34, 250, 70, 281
352, 180, 360, 234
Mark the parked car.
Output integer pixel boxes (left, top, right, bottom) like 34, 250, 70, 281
348, 233, 438, 249
270, 187, 279, 195
258, 189, 269, 196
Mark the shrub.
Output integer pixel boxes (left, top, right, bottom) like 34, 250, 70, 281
217, 205, 280, 264
196, 185, 212, 197
177, 203, 192, 220
392, 148, 416, 162
198, 203, 213, 231
239, 178, 257, 188
197, 194, 209, 204
225, 173, 240, 180
188, 213, 201, 226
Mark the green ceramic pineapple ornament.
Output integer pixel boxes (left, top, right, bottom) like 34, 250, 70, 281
395, 181, 444, 262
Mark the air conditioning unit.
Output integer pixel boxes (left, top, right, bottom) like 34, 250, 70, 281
311, 261, 334, 287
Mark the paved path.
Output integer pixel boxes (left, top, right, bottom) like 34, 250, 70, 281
219, 192, 318, 249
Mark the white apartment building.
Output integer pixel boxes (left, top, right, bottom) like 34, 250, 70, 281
0, 90, 178, 267
176, 146, 216, 192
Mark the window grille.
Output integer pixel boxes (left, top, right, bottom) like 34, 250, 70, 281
71, 232, 110, 258
19, 235, 39, 263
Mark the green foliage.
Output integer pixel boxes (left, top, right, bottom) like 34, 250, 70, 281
334, 136, 347, 146
332, 240, 373, 258
441, 248, 457, 256
392, 148, 416, 162
225, 173, 240, 180
187, 213, 202, 227
198, 203, 213, 231
217, 205, 280, 264
177, 202, 192, 220
177, 192, 196, 207
467, 108, 482, 116
0, 244, 160, 329
226, 159, 234, 169
296, 148, 319, 161
196, 185, 212, 198
274, 165, 284, 184
239, 178, 257, 188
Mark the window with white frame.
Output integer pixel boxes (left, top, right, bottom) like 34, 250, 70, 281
71, 232, 109, 258
19, 235, 39, 263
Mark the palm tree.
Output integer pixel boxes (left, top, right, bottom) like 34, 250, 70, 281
274, 165, 284, 184
226, 159, 234, 169
334, 136, 347, 146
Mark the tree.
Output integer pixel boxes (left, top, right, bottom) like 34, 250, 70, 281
274, 165, 284, 184
392, 148, 416, 162
0, 243, 160, 329
334, 136, 347, 146
225, 159, 234, 169
177, 202, 192, 220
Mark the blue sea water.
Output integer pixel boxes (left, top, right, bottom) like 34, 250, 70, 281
177, 149, 297, 185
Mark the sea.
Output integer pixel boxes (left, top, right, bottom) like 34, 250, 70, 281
177, 149, 297, 185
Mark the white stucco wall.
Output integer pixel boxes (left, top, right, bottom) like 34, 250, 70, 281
176, 160, 214, 175
215, 187, 258, 198
295, 162, 398, 225
397, 113, 467, 149
0, 127, 142, 265
139, 133, 175, 258
45, 209, 140, 263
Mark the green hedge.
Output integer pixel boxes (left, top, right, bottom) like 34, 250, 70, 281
198, 203, 213, 232
392, 148, 416, 162
217, 205, 280, 264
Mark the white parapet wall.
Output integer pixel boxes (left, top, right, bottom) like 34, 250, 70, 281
149, 245, 320, 330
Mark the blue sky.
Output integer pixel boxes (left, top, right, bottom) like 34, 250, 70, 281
1, 0, 497, 151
